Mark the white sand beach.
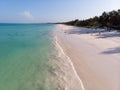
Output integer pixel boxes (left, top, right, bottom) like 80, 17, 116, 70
55, 24, 120, 90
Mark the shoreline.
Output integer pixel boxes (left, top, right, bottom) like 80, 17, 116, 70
55, 24, 120, 90
55, 36, 85, 90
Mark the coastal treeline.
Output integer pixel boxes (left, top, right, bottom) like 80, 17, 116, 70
64, 9, 120, 31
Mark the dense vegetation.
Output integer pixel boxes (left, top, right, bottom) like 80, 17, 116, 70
64, 9, 120, 31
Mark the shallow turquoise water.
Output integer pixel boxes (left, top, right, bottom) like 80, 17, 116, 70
0, 24, 56, 90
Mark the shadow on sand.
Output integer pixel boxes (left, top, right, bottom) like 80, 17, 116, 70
101, 47, 120, 54
67, 27, 120, 38
67, 28, 105, 34
96, 32, 120, 38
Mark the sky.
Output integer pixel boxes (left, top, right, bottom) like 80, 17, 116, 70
0, 0, 120, 23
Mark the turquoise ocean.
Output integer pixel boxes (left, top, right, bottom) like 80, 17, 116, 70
0, 24, 58, 90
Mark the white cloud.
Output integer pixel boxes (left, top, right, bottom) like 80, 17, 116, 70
21, 11, 34, 20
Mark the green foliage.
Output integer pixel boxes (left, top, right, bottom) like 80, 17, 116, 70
64, 9, 120, 31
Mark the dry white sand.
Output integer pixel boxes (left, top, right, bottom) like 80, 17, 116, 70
56, 24, 120, 90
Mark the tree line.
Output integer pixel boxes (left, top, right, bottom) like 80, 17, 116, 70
64, 9, 120, 31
